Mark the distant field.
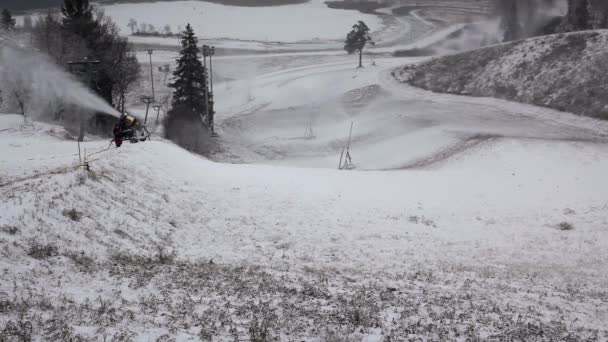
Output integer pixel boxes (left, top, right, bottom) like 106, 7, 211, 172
100, 0, 383, 42
99, 0, 309, 6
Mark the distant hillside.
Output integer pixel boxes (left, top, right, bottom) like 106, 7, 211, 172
325, 0, 388, 14
394, 30, 608, 119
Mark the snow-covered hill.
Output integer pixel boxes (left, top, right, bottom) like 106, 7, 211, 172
394, 30, 608, 120
212, 56, 608, 171
2, 103, 608, 339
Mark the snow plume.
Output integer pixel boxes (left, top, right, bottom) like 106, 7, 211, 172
432, 19, 503, 54
0, 45, 120, 120
431, 0, 568, 53
494, 0, 567, 39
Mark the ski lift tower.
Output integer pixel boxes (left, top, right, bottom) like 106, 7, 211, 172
203, 44, 218, 137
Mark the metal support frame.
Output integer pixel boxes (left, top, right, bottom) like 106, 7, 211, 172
68, 57, 100, 142
147, 49, 155, 101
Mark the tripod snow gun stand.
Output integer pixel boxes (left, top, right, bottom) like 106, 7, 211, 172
338, 122, 355, 170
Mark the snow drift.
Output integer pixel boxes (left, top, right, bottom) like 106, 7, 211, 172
393, 30, 608, 119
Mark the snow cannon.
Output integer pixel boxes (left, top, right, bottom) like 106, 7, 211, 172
116, 112, 150, 143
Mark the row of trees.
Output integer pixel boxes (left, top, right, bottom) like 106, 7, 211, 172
127, 18, 178, 37
498, 0, 608, 42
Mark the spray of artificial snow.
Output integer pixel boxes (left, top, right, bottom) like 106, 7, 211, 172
431, 0, 568, 54
0, 45, 120, 119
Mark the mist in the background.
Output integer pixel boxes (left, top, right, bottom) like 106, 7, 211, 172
422, 0, 568, 55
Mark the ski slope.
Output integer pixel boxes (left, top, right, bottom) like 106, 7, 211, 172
3, 5, 608, 337
2, 105, 608, 339
213, 56, 608, 171
2, 53, 608, 338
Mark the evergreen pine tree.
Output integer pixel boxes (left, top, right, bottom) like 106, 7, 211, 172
61, 0, 95, 37
1, 9, 16, 30
344, 21, 374, 68
169, 24, 208, 116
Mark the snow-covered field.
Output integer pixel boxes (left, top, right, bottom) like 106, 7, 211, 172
101, 0, 383, 42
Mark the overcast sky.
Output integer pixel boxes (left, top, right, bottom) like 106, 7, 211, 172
2, 0, 63, 12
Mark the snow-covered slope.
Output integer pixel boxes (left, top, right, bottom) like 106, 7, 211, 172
394, 30, 608, 119
2, 109, 608, 339
212, 56, 608, 171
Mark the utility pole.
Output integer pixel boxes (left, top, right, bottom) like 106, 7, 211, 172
202, 45, 210, 129
209, 46, 215, 95
147, 49, 155, 101
68, 57, 100, 142
140, 95, 154, 124
203, 44, 218, 137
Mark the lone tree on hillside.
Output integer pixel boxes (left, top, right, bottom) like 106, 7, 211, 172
165, 24, 213, 152
344, 21, 374, 68
1, 9, 16, 30
128, 18, 138, 34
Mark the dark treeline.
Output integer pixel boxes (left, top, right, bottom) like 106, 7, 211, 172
497, 0, 608, 42
2, 0, 62, 12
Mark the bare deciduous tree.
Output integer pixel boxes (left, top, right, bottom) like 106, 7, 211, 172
127, 18, 137, 34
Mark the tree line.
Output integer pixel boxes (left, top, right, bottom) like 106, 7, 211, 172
127, 18, 180, 38
498, 0, 608, 42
